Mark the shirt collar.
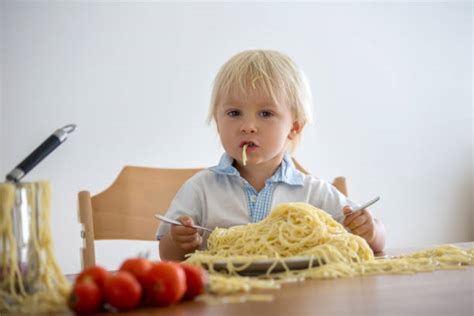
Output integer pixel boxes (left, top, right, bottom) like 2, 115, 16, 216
210, 153, 240, 176
210, 152, 304, 186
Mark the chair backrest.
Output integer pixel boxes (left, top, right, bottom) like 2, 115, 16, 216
78, 158, 347, 268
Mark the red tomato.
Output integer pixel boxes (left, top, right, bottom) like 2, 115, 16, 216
68, 279, 103, 313
181, 263, 208, 300
119, 257, 153, 287
104, 271, 142, 311
145, 261, 186, 306
75, 265, 109, 290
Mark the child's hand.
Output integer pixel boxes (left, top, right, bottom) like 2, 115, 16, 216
170, 216, 202, 253
342, 206, 376, 244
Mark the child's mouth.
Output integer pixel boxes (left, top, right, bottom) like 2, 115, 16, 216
241, 141, 258, 166
240, 141, 257, 148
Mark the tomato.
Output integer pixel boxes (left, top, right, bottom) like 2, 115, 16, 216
119, 257, 153, 287
145, 261, 186, 306
75, 265, 109, 290
181, 263, 208, 300
104, 271, 142, 311
68, 279, 103, 313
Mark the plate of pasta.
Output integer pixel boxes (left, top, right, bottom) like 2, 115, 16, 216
206, 256, 320, 276
201, 254, 389, 276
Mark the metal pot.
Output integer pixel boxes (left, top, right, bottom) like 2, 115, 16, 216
1, 124, 76, 293
1, 182, 43, 292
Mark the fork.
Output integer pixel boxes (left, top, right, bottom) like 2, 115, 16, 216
336, 196, 380, 221
154, 214, 213, 232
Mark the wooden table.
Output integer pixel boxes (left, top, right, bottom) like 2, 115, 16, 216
70, 242, 474, 316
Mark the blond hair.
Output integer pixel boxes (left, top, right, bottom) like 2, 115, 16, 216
207, 50, 313, 152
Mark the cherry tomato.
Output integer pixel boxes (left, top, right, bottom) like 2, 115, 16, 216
119, 257, 153, 287
75, 265, 109, 290
68, 279, 103, 313
145, 261, 186, 306
104, 271, 142, 311
181, 263, 208, 300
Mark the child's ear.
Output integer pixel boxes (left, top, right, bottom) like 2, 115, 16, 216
288, 121, 303, 140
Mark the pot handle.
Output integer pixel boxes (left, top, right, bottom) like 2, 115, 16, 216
6, 124, 77, 183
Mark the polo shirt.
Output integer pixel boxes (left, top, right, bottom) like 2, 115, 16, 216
156, 153, 357, 249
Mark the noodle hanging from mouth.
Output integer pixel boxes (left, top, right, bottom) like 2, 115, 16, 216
242, 144, 248, 166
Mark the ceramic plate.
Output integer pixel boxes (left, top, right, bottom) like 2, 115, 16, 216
207, 256, 320, 276
206, 254, 388, 276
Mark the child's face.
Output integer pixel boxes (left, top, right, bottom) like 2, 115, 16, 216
215, 89, 300, 167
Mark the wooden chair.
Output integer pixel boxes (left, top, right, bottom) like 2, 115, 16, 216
78, 159, 347, 268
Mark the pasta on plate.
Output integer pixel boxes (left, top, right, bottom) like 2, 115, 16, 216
186, 203, 474, 296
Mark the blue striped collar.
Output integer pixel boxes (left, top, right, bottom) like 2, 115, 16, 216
210, 152, 304, 186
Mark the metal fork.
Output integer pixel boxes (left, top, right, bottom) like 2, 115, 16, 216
336, 196, 380, 221
154, 214, 213, 232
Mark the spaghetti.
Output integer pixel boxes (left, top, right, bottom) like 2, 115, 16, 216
0, 181, 70, 313
186, 203, 474, 295
242, 144, 248, 166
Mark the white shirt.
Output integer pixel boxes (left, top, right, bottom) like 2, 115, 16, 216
156, 153, 358, 249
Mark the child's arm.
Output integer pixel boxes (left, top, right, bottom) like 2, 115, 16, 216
159, 216, 203, 261
342, 206, 386, 253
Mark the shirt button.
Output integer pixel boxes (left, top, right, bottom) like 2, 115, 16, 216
250, 195, 257, 203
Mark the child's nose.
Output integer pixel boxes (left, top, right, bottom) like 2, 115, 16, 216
240, 120, 257, 134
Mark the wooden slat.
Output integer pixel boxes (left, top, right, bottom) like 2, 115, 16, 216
78, 190, 95, 268
90, 166, 202, 241
332, 176, 347, 196
93, 212, 158, 240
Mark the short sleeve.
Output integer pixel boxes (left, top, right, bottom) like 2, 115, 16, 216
155, 180, 203, 240
309, 178, 359, 224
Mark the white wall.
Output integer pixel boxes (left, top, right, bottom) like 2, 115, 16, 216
1, 2, 472, 274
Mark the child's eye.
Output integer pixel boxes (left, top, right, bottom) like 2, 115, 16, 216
227, 110, 240, 117
259, 111, 274, 118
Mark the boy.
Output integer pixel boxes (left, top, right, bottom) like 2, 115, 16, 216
158, 50, 385, 260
